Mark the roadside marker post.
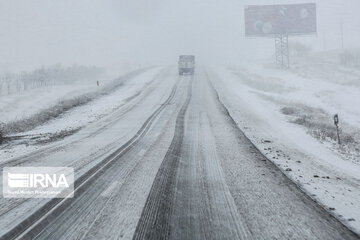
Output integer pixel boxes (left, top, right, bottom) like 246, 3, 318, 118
334, 114, 341, 145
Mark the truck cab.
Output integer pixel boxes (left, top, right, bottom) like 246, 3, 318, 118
178, 55, 195, 75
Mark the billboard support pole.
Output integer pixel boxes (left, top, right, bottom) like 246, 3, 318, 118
275, 33, 289, 68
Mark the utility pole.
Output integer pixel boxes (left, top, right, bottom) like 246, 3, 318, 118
340, 20, 344, 50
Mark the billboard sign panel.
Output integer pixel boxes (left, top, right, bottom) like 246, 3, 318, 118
245, 3, 317, 36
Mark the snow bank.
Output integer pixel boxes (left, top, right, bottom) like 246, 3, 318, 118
210, 59, 360, 234
0, 67, 164, 160
25, 67, 163, 135
0, 68, 149, 134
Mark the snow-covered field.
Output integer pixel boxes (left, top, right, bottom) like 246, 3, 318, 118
23, 67, 162, 135
210, 52, 360, 234
0, 84, 100, 123
0, 67, 164, 161
0, 68, 157, 137
0, 65, 110, 124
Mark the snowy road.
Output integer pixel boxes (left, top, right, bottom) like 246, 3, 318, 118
0, 68, 359, 239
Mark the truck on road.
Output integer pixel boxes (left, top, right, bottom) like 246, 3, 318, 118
178, 55, 195, 75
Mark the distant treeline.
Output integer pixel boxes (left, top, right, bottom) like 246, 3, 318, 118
0, 64, 104, 96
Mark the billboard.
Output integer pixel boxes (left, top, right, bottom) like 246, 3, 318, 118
245, 3, 317, 36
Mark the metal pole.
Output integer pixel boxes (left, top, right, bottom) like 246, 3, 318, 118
275, 33, 290, 68
336, 126, 341, 145
275, 34, 281, 67
340, 20, 344, 50
334, 114, 341, 145
287, 34, 290, 68
280, 34, 284, 67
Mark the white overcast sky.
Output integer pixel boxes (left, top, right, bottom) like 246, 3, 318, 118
0, 0, 359, 72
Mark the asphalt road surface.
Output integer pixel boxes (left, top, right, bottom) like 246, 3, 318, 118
0, 68, 359, 240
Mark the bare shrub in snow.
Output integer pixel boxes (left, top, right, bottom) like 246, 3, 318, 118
4, 94, 94, 134
342, 134, 355, 144
0, 121, 4, 144
339, 50, 360, 68
289, 41, 312, 57
280, 106, 297, 115
280, 106, 357, 146
292, 115, 309, 126
309, 123, 338, 142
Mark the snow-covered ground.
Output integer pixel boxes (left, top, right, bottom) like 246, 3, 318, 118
210, 53, 360, 234
1, 85, 97, 123
0, 67, 178, 236
0, 67, 146, 128
0, 75, 113, 124
24, 67, 163, 135
0, 67, 164, 162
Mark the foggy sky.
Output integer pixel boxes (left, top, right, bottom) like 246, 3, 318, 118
0, 0, 359, 72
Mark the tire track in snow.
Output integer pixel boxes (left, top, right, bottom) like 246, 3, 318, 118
167, 71, 251, 240
0, 76, 179, 240
133, 76, 193, 240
